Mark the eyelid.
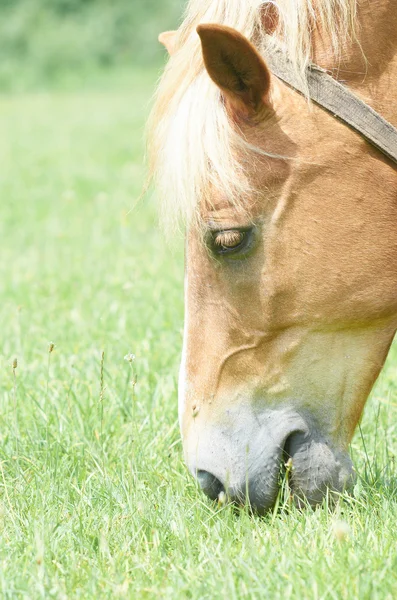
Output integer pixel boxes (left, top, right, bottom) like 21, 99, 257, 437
206, 221, 251, 231
214, 230, 245, 248
206, 226, 256, 258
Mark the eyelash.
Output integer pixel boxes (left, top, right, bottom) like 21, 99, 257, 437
208, 228, 254, 257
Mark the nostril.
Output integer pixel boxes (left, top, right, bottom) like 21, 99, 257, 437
196, 470, 224, 500
283, 431, 307, 459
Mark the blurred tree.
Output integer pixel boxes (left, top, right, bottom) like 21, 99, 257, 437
0, 0, 185, 89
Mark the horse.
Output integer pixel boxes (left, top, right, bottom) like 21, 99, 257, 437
147, 0, 397, 512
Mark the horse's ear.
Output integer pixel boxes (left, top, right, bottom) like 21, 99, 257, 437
158, 30, 177, 55
261, 3, 279, 34
196, 24, 271, 119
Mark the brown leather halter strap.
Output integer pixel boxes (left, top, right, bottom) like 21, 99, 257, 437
266, 45, 397, 166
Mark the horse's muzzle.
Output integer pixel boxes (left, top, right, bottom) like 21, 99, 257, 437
186, 407, 355, 513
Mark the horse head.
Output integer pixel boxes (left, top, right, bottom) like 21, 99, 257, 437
152, 5, 397, 512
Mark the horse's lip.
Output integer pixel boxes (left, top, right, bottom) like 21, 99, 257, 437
283, 431, 356, 505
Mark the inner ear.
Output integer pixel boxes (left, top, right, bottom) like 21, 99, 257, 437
196, 24, 272, 118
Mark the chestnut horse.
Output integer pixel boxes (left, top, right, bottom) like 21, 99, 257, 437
148, 0, 397, 511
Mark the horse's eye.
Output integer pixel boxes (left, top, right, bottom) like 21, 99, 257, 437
214, 230, 245, 250
209, 228, 253, 257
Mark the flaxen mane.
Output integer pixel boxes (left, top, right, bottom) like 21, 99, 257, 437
147, 0, 358, 229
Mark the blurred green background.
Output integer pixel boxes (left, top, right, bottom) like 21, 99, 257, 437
0, 0, 184, 90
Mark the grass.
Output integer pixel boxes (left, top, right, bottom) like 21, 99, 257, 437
1, 69, 397, 599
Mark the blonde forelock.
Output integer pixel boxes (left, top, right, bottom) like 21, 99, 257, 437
147, 0, 358, 231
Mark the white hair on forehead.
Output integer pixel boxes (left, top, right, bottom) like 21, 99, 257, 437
147, 0, 358, 230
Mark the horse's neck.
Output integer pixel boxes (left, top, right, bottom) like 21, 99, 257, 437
312, 0, 397, 122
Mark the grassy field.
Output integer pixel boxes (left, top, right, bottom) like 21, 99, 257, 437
1, 70, 397, 599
